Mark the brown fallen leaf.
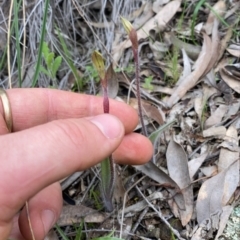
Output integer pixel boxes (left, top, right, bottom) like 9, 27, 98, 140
227, 44, 240, 58
166, 138, 193, 226
204, 0, 226, 35
218, 126, 239, 205
112, 0, 181, 64
167, 32, 201, 60
129, 98, 164, 125
204, 104, 228, 129
57, 205, 107, 226
220, 68, 240, 94
196, 160, 238, 228
214, 205, 233, 240
202, 126, 226, 138
177, 49, 192, 86
188, 152, 208, 180
196, 169, 226, 225
167, 33, 212, 108
203, 19, 220, 75
217, 27, 233, 62
134, 162, 185, 210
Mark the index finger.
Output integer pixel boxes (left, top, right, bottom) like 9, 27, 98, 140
2, 88, 138, 133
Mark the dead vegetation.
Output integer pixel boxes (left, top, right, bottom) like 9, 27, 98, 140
1, 0, 240, 239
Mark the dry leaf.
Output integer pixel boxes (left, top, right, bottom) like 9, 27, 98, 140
203, 19, 220, 75
204, 1, 226, 35
196, 169, 225, 225
134, 162, 185, 210
227, 44, 240, 58
188, 152, 208, 180
149, 40, 169, 60
166, 138, 193, 226
218, 126, 239, 205
152, 0, 171, 13
129, 98, 164, 125
196, 159, 239, 228
167, 32, 201, 60
217, 27, 233, 62
200, 165, 218, 177
167, 33, 212, 108
177, 49, 192, 86
57, 205, 107, 226
220, 68, 240, 94
204, 104, 228, 129
120, 192, 164, 216
214, 205, 233, 240
113, 0, 181, 63
202, 126, 226, 138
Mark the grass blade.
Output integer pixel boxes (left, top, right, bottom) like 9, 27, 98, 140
32, 0, 49, 87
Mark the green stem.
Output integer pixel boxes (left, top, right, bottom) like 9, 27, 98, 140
102, 85, 114, 212
101, 156, 114, 212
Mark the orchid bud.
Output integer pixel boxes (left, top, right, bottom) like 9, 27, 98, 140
91, 51, 105, 80
120, 16, 138, 49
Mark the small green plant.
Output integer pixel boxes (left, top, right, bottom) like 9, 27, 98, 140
85, 65, 100, 82
89, 187, 103, 210
55, 221, 85, 240
142, 75, 154, 90
115, 63, 134, 74
92, 51, 115, 212
177, 0, 187, 31
40, 42, 62, 84
164, 46, 180, 85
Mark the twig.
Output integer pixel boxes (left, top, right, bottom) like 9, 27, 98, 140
135, 186, 185, 240
119, 175, 146, 239
126, 206, 149, 240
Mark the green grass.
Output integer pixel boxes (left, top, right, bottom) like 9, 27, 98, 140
56, 27, 84, 91
89, 187, 103, 211
191, 0, 206, 43
55, 223, 124, 240
204, 2, 240, 37
142, 75, 154, 90
164, 46, 180, 85
32, 0, 50, 87
177, 0, 188, 31
13, 0, 23, 87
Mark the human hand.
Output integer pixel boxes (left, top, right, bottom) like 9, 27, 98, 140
0, 89, 153, 240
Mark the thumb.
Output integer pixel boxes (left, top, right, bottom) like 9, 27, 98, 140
0, 114, 124, 224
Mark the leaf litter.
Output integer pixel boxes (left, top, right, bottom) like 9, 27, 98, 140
1, 0, 240, 239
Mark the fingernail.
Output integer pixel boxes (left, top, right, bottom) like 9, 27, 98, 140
89, 115, 123, 139
41, 210, 56, 234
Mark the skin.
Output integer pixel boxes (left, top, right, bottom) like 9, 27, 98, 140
0, 88, 153, 240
